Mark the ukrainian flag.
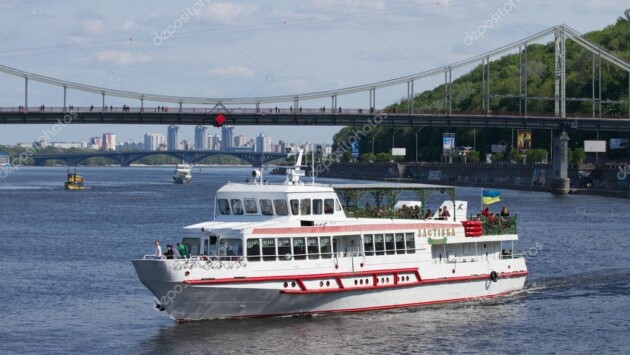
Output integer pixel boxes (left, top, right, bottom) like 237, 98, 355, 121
482, 189, 501, 205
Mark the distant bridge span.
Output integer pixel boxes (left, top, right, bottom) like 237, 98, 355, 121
31, 150, 286, 167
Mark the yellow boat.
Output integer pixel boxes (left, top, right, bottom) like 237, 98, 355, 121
65, 169, 85, 190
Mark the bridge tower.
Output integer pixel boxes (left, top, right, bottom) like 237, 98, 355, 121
550, 26, 570, 194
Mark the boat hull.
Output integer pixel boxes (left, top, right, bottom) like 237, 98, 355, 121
173, 176, 192, 184
133, 259, 527, 321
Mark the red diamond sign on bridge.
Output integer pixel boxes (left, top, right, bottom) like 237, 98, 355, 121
214, 113, 226, 127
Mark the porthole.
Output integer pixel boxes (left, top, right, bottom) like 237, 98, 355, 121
386, 277, 389, 283
320, 281, 324, 287
365, 278, 369, 285
283, 282, 288, 288
452, 269, 455, 274
291, 281, 296, 287
326, 280, 330, 286
359, 279, 363, 285
354, 279, 358, 285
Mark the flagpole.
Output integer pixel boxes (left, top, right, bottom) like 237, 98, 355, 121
480, 187, 483, 215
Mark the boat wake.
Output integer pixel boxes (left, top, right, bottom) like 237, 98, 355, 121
521, 269, 630, 299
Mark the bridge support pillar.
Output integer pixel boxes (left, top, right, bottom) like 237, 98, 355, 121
550, 129, 570, 194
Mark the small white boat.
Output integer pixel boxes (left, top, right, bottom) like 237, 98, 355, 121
173, 162, 192, 184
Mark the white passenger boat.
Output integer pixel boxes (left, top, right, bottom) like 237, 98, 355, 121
173, 162, 192, 184
133, 149, 527, 321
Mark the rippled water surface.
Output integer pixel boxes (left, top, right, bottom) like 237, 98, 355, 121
1, 166, 629, 354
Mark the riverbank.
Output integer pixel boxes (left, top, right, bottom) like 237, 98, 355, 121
316, 162, 630, 199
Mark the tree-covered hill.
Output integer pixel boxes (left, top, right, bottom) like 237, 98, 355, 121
333, 10, 630, 162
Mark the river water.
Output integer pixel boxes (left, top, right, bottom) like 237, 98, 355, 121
1, 166, 629, 354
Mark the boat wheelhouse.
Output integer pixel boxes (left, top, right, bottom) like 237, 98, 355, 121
132, 149, 527, 321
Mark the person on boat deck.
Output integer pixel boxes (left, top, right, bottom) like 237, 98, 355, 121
154, 240, 162, 260
440, 206, 450, 219
365, 203, 373, 216
173, 244, 181, 259
482, 207, 491, 217
164, 245, 174, 259
177, 242, 188, 259
500, 206, 510, 217
424, 209, 433, 219
437, 208, 443, 219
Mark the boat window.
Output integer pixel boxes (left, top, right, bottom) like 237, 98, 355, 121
204, 239, 209, 255
274, 199, 289, 216
218, 238, 242, 258
208, 235, 218, 256
300, 199, 311, 215
278, 238, 291, 260
307, 237, 319, 259
324, 199, 334, 214
395, 233, 406, 254
405, 233, 415, 254
182, 238, 200, 256
247, 239, 261, 262
312, 199, 323, 215
244, 198, 258, 214
262, 238, 276, 261
290, 199, 299, 216
260, 199, 274, 215
293, 238, 306, 260
385, 234, 395, 255
218, 199, 231, 215
320, 237, 332, 259
374, 234, 385, 255
363, 234, 374, 256
335, 199, 342, 211
231, 199, 244, 215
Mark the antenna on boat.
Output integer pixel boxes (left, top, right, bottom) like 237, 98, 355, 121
311, 143, 315, 185
284, 146, 306, 185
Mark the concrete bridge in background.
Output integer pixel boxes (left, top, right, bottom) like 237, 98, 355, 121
31, 150, 286, 167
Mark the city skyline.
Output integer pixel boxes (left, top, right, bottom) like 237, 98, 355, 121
6, 124, 330, 153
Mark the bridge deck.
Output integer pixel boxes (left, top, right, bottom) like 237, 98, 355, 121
1, 109, 630, 131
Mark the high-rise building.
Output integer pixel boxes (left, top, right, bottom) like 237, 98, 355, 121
89, 136, 102, 150
102, 133, 116, 151
144, 133, 165, 151
234, 134, 246, 148
194, 126, 207, 150
221, 126, 234, 151
207, 134, 221, 150
167, 125, 180, 151
256, 133, 272, 153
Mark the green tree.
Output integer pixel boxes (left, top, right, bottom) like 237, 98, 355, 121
527, 149, 549, 163
571, 148, 586, 164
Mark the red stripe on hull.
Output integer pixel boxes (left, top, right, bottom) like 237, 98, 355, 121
183, 269, 529, 293
184, 267, 421, 285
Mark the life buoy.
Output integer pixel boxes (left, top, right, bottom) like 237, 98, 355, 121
490, 270, 498, 282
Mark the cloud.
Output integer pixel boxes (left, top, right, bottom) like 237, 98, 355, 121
82, 19, 104, 35
95, 50, 151, 66
203, 2, 258, 24
208, 66, 255, 78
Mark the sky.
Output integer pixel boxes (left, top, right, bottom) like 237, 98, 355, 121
0, 0, 628, 146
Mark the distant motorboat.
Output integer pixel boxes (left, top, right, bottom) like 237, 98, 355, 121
65, 168, 85, 190
173, 162, 192, 184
